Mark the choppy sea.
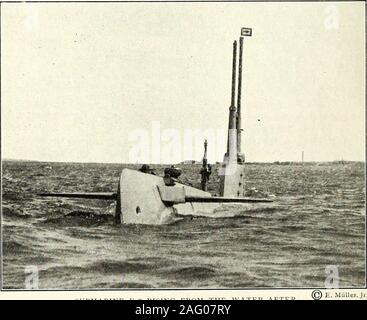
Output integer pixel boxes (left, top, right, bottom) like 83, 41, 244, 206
2, 161, 365, 289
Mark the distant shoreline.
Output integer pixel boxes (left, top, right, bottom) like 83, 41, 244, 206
1, 159, 365, 166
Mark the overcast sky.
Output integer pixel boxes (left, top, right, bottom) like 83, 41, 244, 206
2, 2, 365, 163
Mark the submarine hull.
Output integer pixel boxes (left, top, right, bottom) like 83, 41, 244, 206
117, 169, 274, 225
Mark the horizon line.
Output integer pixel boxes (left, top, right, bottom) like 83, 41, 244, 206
1, 158, 365, 165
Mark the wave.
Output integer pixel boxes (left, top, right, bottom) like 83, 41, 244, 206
160, 266, 217, 280
3, 240, 30, 253
41, 211, 113, 226
94, 281, 154, 289
2, 206, 32, 219
43, 259, 218, 283
89, 257, 171, 274
2, 193, 27, 201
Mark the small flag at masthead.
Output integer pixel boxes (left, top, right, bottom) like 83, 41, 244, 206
241, 27, 252, 36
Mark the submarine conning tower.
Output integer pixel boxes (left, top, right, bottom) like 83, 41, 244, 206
220, 29, 251, 197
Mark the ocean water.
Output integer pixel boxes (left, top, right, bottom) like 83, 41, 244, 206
1, 161, 365, 289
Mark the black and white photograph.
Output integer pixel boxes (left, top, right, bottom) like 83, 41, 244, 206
1, 1, 365, 294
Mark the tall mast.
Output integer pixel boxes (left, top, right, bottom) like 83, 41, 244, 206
236, 37, 244, 153
226, 40, 237, 156
230, 41, 237, 110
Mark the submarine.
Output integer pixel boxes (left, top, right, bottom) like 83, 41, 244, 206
39, 28, 274, 225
